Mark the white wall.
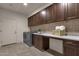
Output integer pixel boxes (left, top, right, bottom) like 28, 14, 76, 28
0, 8, 30, 43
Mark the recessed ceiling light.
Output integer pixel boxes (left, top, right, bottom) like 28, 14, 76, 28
41, 11, 46, 15
23, 3, 28, 6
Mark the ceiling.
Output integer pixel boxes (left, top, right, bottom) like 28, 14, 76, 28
0, 3, 50, 17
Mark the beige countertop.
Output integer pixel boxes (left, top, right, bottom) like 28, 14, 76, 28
33, 32, 79, 41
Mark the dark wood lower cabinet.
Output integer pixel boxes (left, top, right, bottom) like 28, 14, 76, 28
64, 45, 77, 56
32, 34, 79, 56
63, 40, 79, 56
32, 34, 49, 51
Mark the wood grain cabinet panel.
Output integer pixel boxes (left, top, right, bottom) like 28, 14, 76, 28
64, 45, 77, 56
35, 13, 40, 25
46, 3, 65, 23
29, 16, 35, 26
39, 9, 47, 24
28, 17, 33, 26
32, 34, 49, 51
55, 3, 65, 22
32, 14, 39, 26
63, 40, 79, 56
66, 3, 77, 20
46, 4, 56, 23
77, 4, 79, 18
32, 15, 35, 26
28, 17, 31, 26
28, 3, 79, 26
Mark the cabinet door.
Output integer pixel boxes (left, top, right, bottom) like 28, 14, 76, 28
32, 35, 49, 51
43, 37, 49, 50
77, 3, 79, 18
32, 14, 38, 26
63, 40, 78, 56
39, 9, 47, 24
32, 35, 43, 50
32, 15, 36, 26
38, 36, 43, 50
28, 16, 35, 26
35, 12, 42, 25
66, 3, 77, 20
32, 35, 37, 47
46, 4, 56, 23
28, 17, 32, 26
76, 47, 79, 55
64, 45, 77, 56
55, 3, 65, 22
38, 36, 49, 50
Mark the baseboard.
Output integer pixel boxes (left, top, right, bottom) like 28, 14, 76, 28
1, 43, 17, 47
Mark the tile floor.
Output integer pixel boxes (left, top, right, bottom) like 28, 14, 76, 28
0, 43, 53, 56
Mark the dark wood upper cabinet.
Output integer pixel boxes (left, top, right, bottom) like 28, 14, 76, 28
66, 3, 77, 20
28, 3, 79, 26
32, 15, 35, 26
39, 9, 47, 24
46, 4, 56, 23
28, 15, 36, 26
28, 16, 33, 26
55, 3, 65, 22
28, 13, 41, 26
46, 3, 65, 23
77, 4, 79, 18
28, 17, 31, 26
33, 13, 40, 26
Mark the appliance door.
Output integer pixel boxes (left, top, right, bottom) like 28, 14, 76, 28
23, 32, 32, 47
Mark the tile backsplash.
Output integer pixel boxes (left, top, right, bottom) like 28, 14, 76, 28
30, 19, 79, 33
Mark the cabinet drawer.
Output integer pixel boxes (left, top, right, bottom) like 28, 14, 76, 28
63, 40, 79, 56
63, 40, 79, 46
64, 44, 77, 56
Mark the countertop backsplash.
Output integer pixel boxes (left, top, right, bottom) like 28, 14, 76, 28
67, 32, 79, 36
30, 19, 79, 36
